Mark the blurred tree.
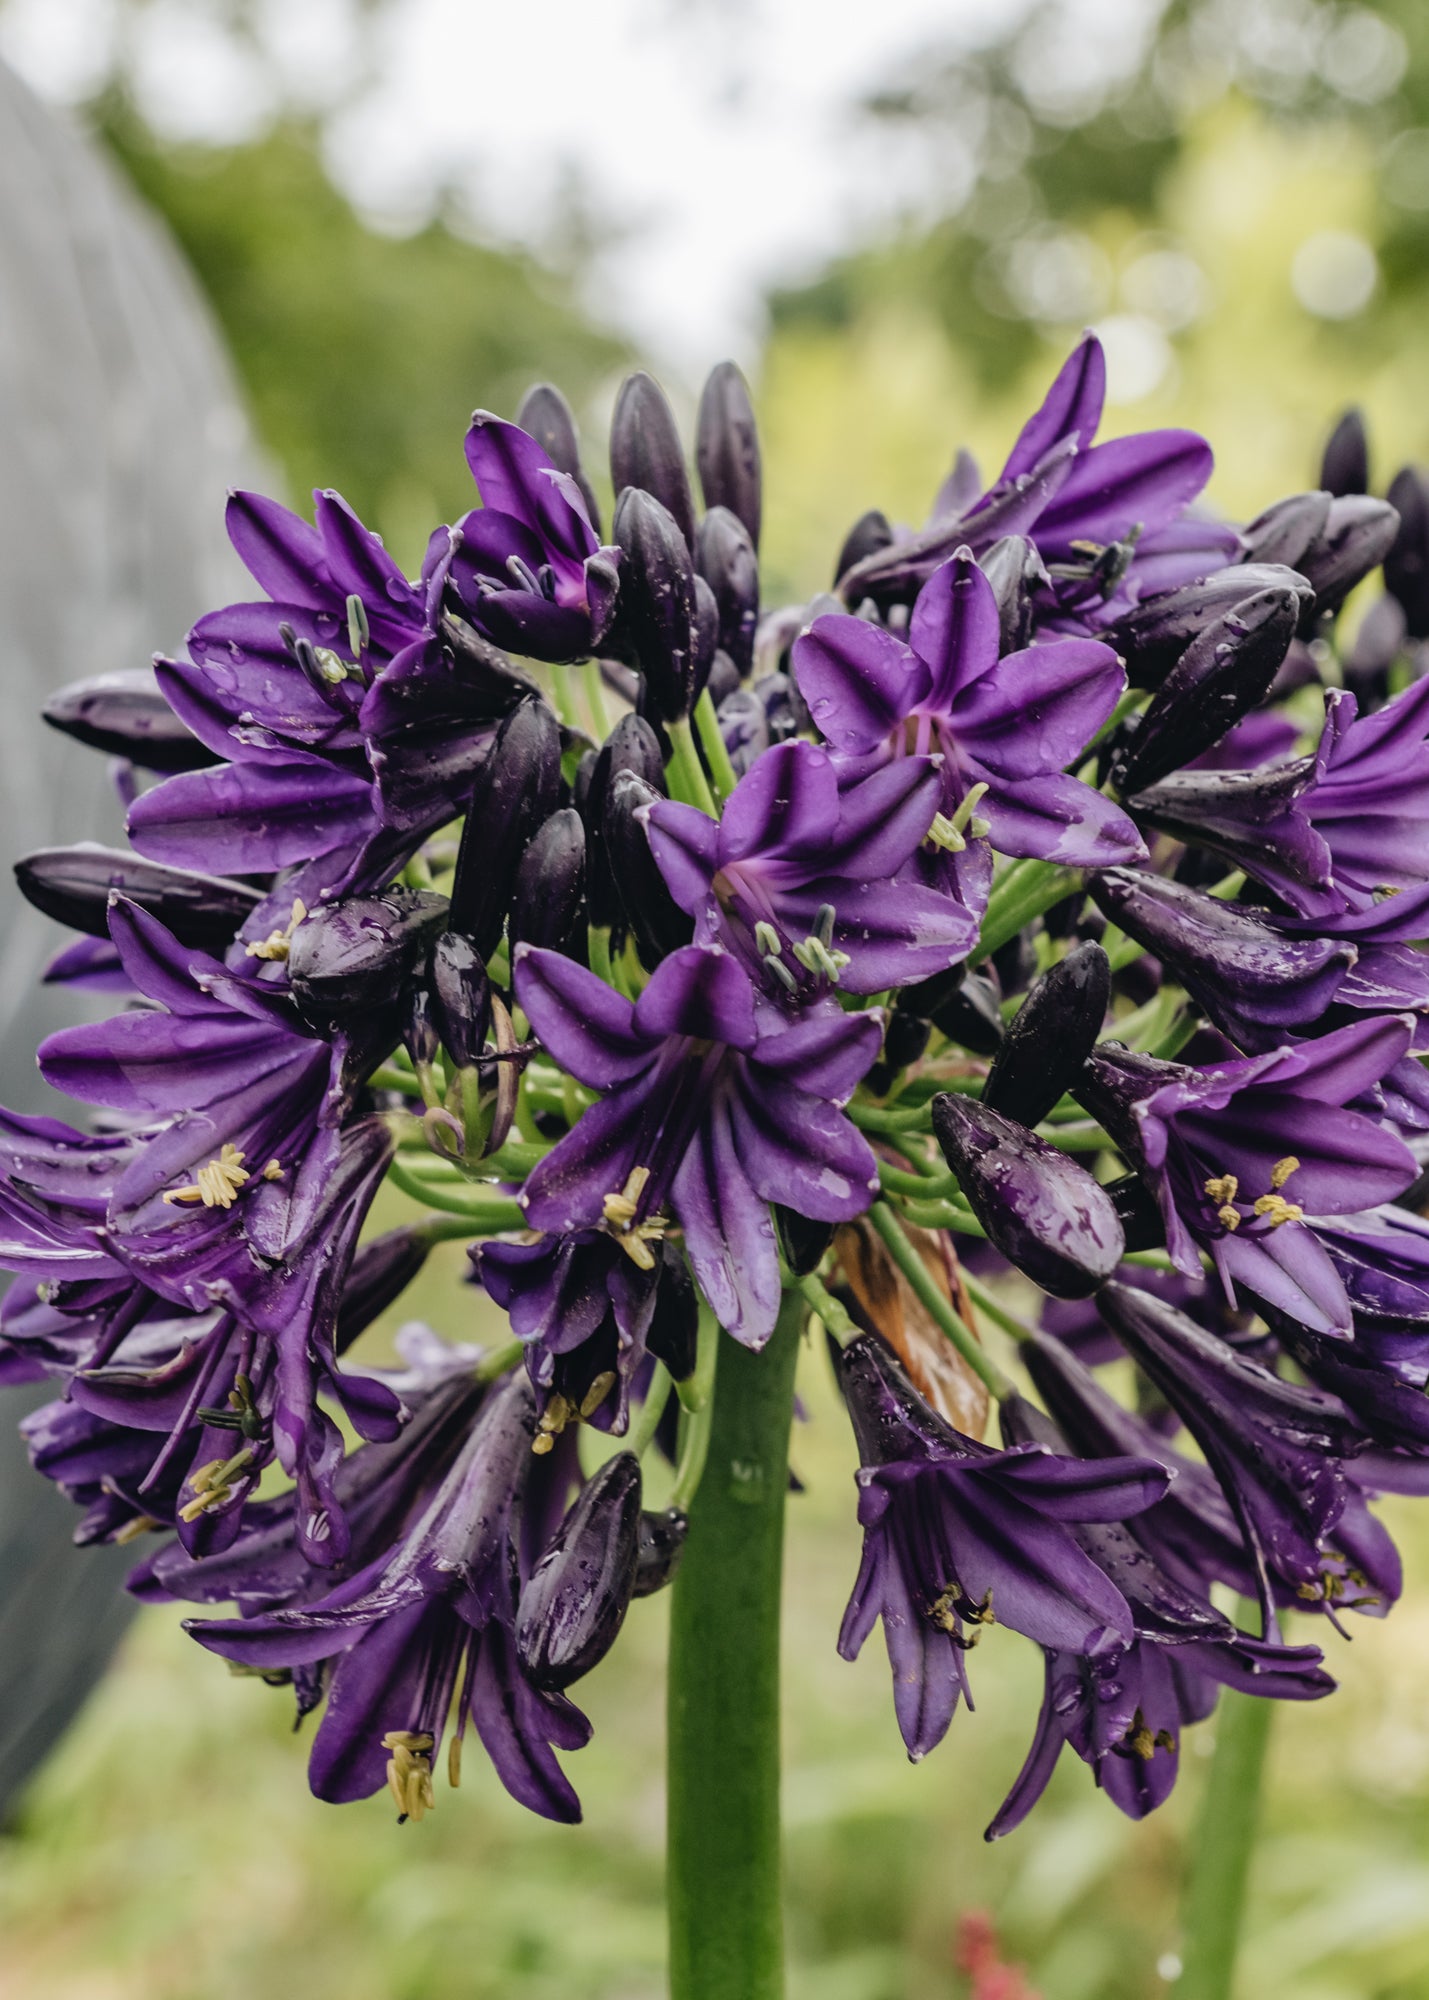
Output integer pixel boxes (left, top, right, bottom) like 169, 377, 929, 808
96, 101, 627, 564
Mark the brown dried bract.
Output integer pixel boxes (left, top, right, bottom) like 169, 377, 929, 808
833, 1217, 990, 1439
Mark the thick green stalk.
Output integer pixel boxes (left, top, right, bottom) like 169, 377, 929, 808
666, 1292, 802, 2000
1177, 1665, 1275, 2000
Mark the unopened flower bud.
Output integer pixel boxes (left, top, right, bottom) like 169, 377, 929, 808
1320, 408, 1368, 497
401, 982, 441, 1068
931, 1095, 1125, 1298
1110, 563, 1314, 688
43, 668, 216, 772
510, 808, 587, 959
606, 772, 694, 969
1296, 494, 1399, 626
695, 359, 762, 550
833, 509, 893, 589
1386, 466, 1429, 637
982, 941, 1110, 1130
1113, 585, 1300, 793
646, 1244, 698, 1381
428, 931, 491, 1070
692, 572, 720, 702
336, 1226, 433, 1352
695, 506, 759, 676
1241, 492, 1332, 571
610, 488, 699, 722
1103, 1173, 1166, 1254
633, 1507, 689, 1597
582, 712, 668, 931
979, 535, 1049, 655
610, 371, 696, 550
285, 889, 448, 1026
516, 380, 602, 535
773, 1204, 835, 1277
15, 844, 259, 951
448, 696, 563, 954
901, 964, 1004, 1055
516, 1452, 643, 1691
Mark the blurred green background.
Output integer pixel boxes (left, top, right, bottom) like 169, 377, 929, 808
7, 1, 1429, 1994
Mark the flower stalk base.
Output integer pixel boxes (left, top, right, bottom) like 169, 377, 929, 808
666, 1292, 803, 2000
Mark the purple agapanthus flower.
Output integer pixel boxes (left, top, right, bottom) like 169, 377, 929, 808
451, 413, 620, 662
1079, 1018, 1419, 1334
988, 1391, 1333, 1834
186, 1369, 591, 1824
793, 551, 1145, 868
514, 942, 882, 1347
835, 1334, 1169, 1762
644, 738, 979, 1002
835, 336, 1236, 624
1128, 679, 1429, 940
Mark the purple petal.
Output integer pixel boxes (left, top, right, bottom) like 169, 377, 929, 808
999, 335, 1106, 483
1035, 430, 1215, 553
514, 945, 649, 1086
908, 552, 1001, 712
226, 490, 330, 607
129, 760, 377, 873
751, 1001, 883, 1099
719, 739, 841, 863
953, 638, 1125, 779
729, 1073, 879, 1219
643, 798, 722, 916
974, 769, 1146, 866
793, 616, 926, 753
671, 1095, 782, 1347
464, 414, 596, 566
632, 946, 759, 1049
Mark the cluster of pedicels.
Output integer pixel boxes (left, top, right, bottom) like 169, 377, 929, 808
8, 334, 1429, 1834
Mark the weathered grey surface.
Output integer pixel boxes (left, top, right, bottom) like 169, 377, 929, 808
0, 56, 262, 1815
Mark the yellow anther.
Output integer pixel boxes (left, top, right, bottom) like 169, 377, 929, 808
178, 1447, 254, 1521
602, 1165, 667, 1267
381, 1732, 436, 1823
448, 1731, 464, 1790
1124, 1711, 1177, 1762
261, 1158, 284, 1181
1253, 1193, 1303, 1228
113, 1513, 159, 1545
1217, 1204, 1241, 1232
244, 897, 308, 963
1270, 1156, 1300, 1190
531, 1433, 555, 1455
579, 1371, 618, 1419
163, 1143, 251, 1210
1203, 1173, 1239, 1207
312, 646, 350, 684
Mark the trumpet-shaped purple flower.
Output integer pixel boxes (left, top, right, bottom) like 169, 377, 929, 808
187, 1370, 591, 1823
835, 1335, 1169, 1761
514, 942, 881, 1348
644, 738, 979, 1002
1078, 1019, 1418, 1335
793, 552, 1145, 867
1128, 680, 1429, 939
451, 414, 620, 662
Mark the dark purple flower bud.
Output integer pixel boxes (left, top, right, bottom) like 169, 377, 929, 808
705, 649, 742, 709
692, 572, 720, 702
695, 506, 759, 676
610, 371, 696, 550
903, 964, 1005, 1055
633, 1507, 689, 1597
335, 1225, 433, 1353
605, 771, 695, 969
1321, 410, 1369, 497
1343, 591, 1406, 705
646, 1243, 698, 1380
1110, 563, 1315, 688
516, 380, 602, 535
516, 1451, 643, 1691
773, 1204, 836, 1277
401, 982, 441, 1067
510, 808, 587, 960
931, 1095, 1125, 1297
286, 889, 448, 1027
581, 712, 667, 931
1385, 467, 1429, 637
695, 360, 761, 550
1089, 869, 1354, 1041
1241, 492, 1332, 571
1105, 1172, 1166, 1252
833, 509, 893, 588
449, 696, 563, 954
43, 668, 217, 773
982, 941, 1110, 1130
14, 844, 260, 952
979, 535, 1048, 654
610, 488, 699, 723
1113, 587, 1300, 793
429, 932, 491, 1069
1296, 494, 1400, 627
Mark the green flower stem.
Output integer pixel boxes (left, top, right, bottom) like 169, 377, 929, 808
849, 1099, 933, 1134
959, 1268, 1036, 1344
1178, 1648, 1275, 2000
797, 1270, 859, 1343
693, 687, 740, 805
588, 925, 616, 986
384, 1156, 525, 1228
877, 1160, 957, 1199
550, 659, 576, 725
676, 1304, 719, 1417
973, 861, 1082, 967
667, 1291, 802, 2000
474, 1337, 525, 1382
369, 1063, 423, 1096
626, 1361, 673, 1457
868, 1201, 1012, 1399
667, 715, 720, 818
1038, 1120, 1116, 1153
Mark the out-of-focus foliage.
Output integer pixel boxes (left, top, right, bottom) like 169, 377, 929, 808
99, 103, 627, 568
